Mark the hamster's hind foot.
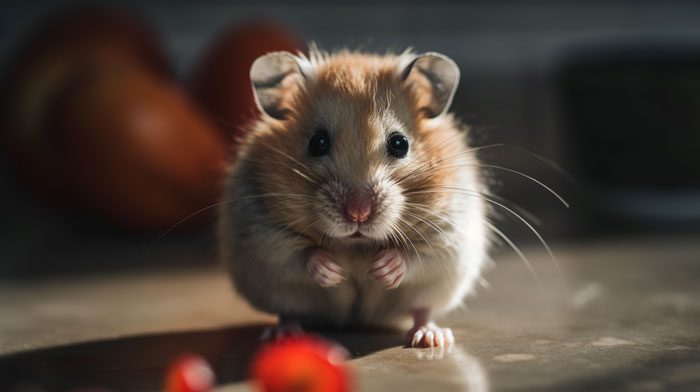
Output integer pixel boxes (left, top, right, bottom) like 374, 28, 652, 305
407, 308, 454, 348
407, 322, 455, 348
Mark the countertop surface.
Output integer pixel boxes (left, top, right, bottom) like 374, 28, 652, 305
1, 236, 699, 391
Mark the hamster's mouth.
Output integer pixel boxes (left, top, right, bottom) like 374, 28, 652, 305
349, 231, 363, 239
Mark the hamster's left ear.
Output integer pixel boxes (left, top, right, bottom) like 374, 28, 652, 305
250, 51, 302, 119
401, 52, 460, 118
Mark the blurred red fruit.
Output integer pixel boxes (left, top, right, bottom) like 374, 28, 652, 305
52, 65, 228, 230
1, 9, 228, 230
251, 336, 351, 392
1, 9, 170, 204
165, 354, 216, 392
190, 20, 303, 153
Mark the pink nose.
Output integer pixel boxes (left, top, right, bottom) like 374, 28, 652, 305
345, 193, 373, 222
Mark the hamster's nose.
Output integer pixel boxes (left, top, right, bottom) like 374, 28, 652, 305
345, 192, 373, 222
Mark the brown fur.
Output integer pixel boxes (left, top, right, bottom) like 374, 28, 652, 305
221, 49, 489, 333
236, 51, 470, 244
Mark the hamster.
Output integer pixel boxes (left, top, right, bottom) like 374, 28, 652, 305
219, 48, 488, 348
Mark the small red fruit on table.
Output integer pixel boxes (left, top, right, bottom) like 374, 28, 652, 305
251, 336, 351, 392
165, 354, 216, 392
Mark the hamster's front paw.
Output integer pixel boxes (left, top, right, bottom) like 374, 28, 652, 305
308, 248, 346, 287
368, 248, 406, 289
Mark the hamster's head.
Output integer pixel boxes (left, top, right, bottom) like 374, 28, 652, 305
241, 49, 465, 245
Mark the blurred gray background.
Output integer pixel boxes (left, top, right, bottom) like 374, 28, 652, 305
2, 1, 699, 278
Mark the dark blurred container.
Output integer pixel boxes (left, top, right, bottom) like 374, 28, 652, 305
559, 43, 700, 225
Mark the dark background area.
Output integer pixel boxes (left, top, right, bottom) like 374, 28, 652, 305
1, 0, 699, 278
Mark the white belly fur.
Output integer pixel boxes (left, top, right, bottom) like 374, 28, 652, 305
221, 178, 487, 328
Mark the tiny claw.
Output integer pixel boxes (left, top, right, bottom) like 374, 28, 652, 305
435, 330, 445, 348
407, 321, 454, 348
425, 330, 435, 348
412, 329, 424, 347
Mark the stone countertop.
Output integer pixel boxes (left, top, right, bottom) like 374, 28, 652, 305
1, 236, 699, 391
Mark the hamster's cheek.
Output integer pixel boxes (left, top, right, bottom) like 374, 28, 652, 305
311, 179, 353, 238
363, 182, 406, 240
311, 196, 352, 239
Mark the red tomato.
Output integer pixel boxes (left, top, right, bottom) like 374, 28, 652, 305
165, 354, 216, 392
251, 336, 351, 392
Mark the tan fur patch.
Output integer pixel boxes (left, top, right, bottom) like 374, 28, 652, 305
239, 49, 473, 242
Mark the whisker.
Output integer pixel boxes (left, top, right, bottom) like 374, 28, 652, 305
215, 116, 244, 132
392, 219, 423, 277
483, 219, 544, 292
256, 161, 320, 187
406, 186, 563, 280
265, 145, 320, 175
137, 200, 235, 264
400, 213, 460, 285
291, 219, 320, 244
256, 215, 313, 261
401, 204, 483, 292
291, 168, 318, 185
397, 215, 441, 262
388, 230, 402, 251
398, 154, 569, 210
397, 143, 504, 184
454, 162, 569, 208
389, 221, 410, 255
408, 190, 542, 228
508, 145, 579, 186
404, 200, 544, 292
138, 192, 314, 263
402, 208, 453, 247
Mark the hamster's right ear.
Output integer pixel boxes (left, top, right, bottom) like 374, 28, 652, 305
401, 52, 460, 118
250, 51, 302, 119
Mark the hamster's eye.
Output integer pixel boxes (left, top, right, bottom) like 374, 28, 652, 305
308, 129, 331, 157
387, 132, 409, 159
